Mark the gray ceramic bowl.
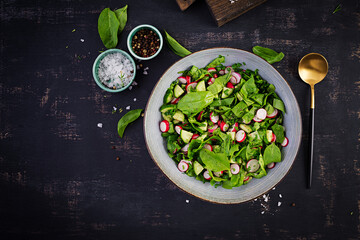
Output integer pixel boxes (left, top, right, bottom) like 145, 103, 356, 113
144, 48, 302, 204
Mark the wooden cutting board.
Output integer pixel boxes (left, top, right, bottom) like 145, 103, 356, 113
205, 0, 267, 26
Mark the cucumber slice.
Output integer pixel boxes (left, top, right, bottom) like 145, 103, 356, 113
174, 85, 185, 98
221, 87, 234, 98
193, 161, 204, 175
197, 133, 208, 141
198, 121, 208, 131
266, 130, 273, 143
163, 88, 173, 104
226, 132, 235, 141
173, 110, 185, 122
196, 80, 206, 91
181, 129, 193, 143
240, 124, 252, 133
162, 112, 172, 122
160, 104, 176, 113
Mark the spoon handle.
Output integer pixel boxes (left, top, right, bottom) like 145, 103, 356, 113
308, 107, 315, 188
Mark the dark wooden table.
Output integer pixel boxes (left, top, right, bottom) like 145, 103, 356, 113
1, 0, 359, 239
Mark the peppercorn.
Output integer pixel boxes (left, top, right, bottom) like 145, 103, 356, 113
131, 28, 160, 58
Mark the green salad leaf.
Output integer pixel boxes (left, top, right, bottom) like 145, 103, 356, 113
178, 91, 215, 115
273, 98, 286, 113
117, 109, 143, 138
332, 4, 342, 14
115, 5, 128, 34
252, 46, 284, 64
199, 149, 230, 172
263, 143, 282, 165
98, 8, 120, 49
164, 31, 192, 57
206, 55, 225, 68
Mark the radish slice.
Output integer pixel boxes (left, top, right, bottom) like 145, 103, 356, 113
207, 77, 215, 85
272, 133, 276, 142
219, 121, 229, 132
224, 66, 233, 74
213, 74, 218, 78
242, 119, 251, 124
203, 170, 211, 180
192, 134, 200, 140
203, 144, 213, 151
181, 159, 192, 165
230, 72, 241, 84
253, 116, 263, 122
208, 124, 218, 133
160, 120, 170, 132
267, 162, 276, 169
178, 76, 187, 84
181, 144, 189, 153
173, 148, 178, 154
214, 171, 223, 177
247, 159, 260, 173
226, 82, 234, 89
207, 67, 216, 73
185, 76, 191, 84
197, 111, 204, 121
244, 176, 250, 182
175, 125, 182, 135
178, 161, 189, 172
229, 122, 238, 132
255, 108, 267, 120
186, 82, 197, 92
171, 97, 180, 104
230, 163, 240, 174
267, 108, 278, 118
219, 70, 225, 75
210, 112, 219, 123
281, 137, 289, 147
236, 130, 246, 142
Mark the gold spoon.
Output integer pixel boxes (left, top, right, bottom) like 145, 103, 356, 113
298, 53, 328, 188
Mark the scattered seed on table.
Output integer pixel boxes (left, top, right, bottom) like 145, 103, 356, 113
116, 156, 120, 161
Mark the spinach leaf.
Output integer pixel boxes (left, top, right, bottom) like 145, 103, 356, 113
210, 97, 234, 107
231, 101, 247, 117
273, 98, 286, 112
98, 8, 120, 49
251, 93, 265, 105
332, 4, 342, 14
206, 55, 225, 68
178, 91, 215, 115
164, 31, 191, 57
240, 76, 258, 98
114, 5, 128, 34
199, 149, 230, 172
117, 109, 143, 137
265, 103, 275, 116
242, 106, 257, 124
252, 46, 284, 64
263, 143, 282, 165
271, 123, 285, 143
207, 72, 231, 94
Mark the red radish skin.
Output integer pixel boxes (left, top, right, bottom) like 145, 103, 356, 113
178, 76, 187, 84
236, 130, 246, 142
181, 160, 192, 165
160, 120, 170, 132
225, 66, 233, 74
229, 122, 238, 132
267, 108, 278, 118
203, 170, 211, 180
173, 148, 178, 154
197, 111, 204, 121
253, 116, 262, 122
226, 82, 234, 89
207, 68, 216, 73
230, 163, 240, 174
208, 124, 218, 133
178, 161, 189, 172
207, 77, 215, 85
267, 162, 276, 169
185, 76, 191, 84
230, 72, 241, 84
244, 176, 250, 182
203, 144, 213, 151
186, 82, 197, 92
256, 108, 267, 120
219, 121, 229, 132
214, 171, 223, 177
281, 137, 289, 147
175, 125, 182, 135
272, 133, 276, 142
181, 144, 189, 153
192, 134, 200, 140
210, 112, 219, 123
213, 74, 218, 78
171, 97, 180, 104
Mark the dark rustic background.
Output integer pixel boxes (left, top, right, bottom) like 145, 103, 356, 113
1, 0, 359, 239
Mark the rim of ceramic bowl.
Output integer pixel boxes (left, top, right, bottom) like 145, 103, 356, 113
127, 24, 163, 61
143, 47, 302, 204
92, 49, 136, 93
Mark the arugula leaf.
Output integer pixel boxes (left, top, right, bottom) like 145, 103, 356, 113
164, 31, 191, 57
205, 55, 225, 68
117, 109, 143, 137
263, 143, 282, 165
271, 123, 285, 143
114, 5, 128, 34
273, 98, 286, 113
240, 76, 258, 98
98, 8, 120, 49
199, 149, 230, 172
178, 91, 215, 115
252, 46, 284, 64
332, 4, 342, 14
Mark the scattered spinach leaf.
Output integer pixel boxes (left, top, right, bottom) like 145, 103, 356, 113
98, 8, 120, 49
252, 46, 284, 64
332, 4, 342, 14
164, 31, 192, 57
117, 109, 143, 137
115, 5, 128, 34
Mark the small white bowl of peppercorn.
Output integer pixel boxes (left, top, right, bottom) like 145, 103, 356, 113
127, 24, 163, 60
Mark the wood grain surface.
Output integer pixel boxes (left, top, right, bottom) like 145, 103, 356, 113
0, 0, 359, 239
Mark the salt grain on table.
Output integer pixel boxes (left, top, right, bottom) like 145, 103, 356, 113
126, 106, 130, 110
186, 200, 189, 203
133, 98, 137, 102
278, 202, 282, 207
143, 71, 148, 75
279, 194, 282, 198
97, 123, 103, 128
128, 86, 133, 90
132, 81, 138, 86
80, 39, 84, 42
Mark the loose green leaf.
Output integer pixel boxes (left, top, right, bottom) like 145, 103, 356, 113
263, 143, 282, 165
115, 5, 128, 34
178, 91, 215, 115
117, 109, 143, 137
164, 31, 191, 57
199, 149, 230, 172
332, 4, 342, 14
98, 8, 120, 49
252, 46, 284, 64
205, 55, 225, 69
